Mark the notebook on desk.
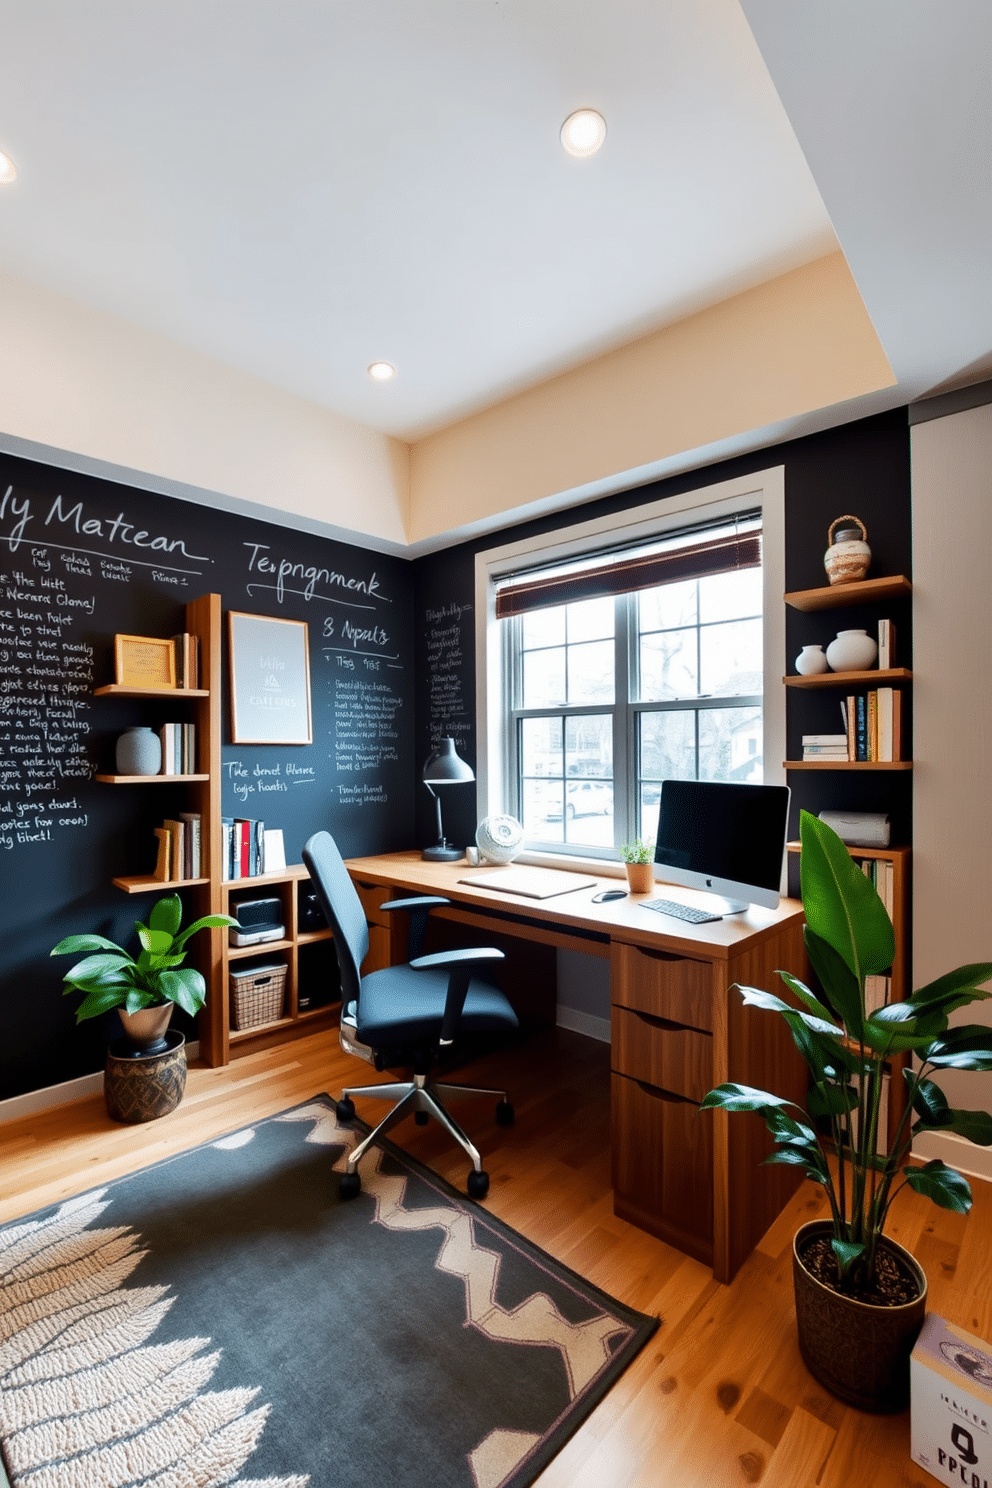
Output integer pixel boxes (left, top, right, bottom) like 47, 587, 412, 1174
460, 866, 597, 899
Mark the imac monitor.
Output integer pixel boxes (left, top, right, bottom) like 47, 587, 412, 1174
653, 779, 791, 913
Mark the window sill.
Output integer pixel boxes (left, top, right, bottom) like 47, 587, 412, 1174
516, 848, 627, 880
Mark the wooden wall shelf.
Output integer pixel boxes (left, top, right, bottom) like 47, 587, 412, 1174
785, 761, 912, 771
784, 575, 911, 611
784, 668, 912, 689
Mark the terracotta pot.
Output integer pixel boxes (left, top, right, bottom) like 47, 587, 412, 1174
624, 861, 654, 894
792, 1219, 927, 1413
118, 1002, 174, 1054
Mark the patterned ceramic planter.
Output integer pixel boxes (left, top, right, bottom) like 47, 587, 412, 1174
104, 1029, 187, 1124
792, 1220, 927, 1413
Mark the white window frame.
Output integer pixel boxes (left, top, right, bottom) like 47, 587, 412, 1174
474, 467, 785, 869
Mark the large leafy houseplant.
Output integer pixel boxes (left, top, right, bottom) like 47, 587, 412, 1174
701, 810, 992, 1297
52, 894, 236, 1022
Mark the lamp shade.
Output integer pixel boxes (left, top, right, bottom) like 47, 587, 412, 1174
423, 737, 474, 785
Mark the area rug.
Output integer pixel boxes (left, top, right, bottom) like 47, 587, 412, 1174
0, 1095, 658, 1488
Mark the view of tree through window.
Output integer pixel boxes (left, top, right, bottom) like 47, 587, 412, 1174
504, 522, 762, 854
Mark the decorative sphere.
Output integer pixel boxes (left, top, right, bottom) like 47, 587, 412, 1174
476, 815, 524, 864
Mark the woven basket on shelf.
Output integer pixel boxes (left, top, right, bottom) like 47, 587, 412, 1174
229, 962, 287, 1030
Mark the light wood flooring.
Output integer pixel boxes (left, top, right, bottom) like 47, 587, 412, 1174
2, 1026, 989, 1488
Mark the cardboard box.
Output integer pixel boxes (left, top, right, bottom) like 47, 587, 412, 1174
911, 1313, 992, 1487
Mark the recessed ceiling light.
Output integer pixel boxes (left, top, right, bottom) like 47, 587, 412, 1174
560, 109, 606, 159
0, 150, 18, 184
367, 361, 395, 382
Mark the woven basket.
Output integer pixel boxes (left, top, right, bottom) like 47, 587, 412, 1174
229, 962, 287, 1030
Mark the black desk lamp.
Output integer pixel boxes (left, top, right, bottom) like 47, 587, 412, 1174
422, 737, 474, 861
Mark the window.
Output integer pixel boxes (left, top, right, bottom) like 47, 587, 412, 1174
475, 469, 785, 862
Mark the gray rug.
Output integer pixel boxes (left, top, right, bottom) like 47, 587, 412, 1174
0, 1095, 658, 1488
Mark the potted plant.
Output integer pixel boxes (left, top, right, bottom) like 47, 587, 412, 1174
701, 810, 992, 1413
52, 893, 236, 1054
620, 837, 654, 894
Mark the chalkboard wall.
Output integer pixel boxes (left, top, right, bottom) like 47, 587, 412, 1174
0, 452, 415, 1100
412, 408, 913, 864
2, 407, 912, 1103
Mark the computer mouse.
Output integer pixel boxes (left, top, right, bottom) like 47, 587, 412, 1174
593, 889, 627, 902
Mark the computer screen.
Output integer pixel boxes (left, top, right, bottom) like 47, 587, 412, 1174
653, 779, 791, 912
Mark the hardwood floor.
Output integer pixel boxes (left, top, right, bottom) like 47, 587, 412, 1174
2, 1025, 987, 1487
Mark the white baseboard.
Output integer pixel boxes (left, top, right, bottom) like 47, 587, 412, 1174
0, 1041, 201, 1125
555, 1006, 611, 1043
913, 1128, 992, 1185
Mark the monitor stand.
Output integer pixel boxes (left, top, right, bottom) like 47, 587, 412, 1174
706, 896, 747, 917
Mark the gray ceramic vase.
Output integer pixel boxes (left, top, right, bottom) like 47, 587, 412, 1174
115, 726, 162, 776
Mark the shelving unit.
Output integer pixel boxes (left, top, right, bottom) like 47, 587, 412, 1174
95, 593, 340, 1067
784, 575, 912, 1145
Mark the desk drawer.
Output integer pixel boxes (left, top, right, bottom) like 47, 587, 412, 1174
611, 1071, 713, 1259
611, 1005, 712, 1103
353, 880, 394, 929
612, 942, 713, 1031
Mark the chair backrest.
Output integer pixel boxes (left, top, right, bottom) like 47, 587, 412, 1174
302, 831, 369, 1007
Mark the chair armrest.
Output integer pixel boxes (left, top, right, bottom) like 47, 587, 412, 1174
409, 947, 506, 1042
408, 947, 505, 971
380, 896, 450, 913
379, 895, 451, 959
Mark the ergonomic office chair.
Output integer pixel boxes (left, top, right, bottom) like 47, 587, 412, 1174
302, 830, 518, 1200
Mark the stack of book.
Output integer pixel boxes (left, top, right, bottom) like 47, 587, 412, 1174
802, 733, 849, 762
172, 632, 200, 689
221, 817, 266, 880
159, 722, 197, 774
840, 689, 904, 762
152, 812, 202, 881
855, 855, 895, 1014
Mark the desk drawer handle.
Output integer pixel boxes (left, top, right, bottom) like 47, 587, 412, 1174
631, 1008, 711, 1037
632, 1077, 696, 1106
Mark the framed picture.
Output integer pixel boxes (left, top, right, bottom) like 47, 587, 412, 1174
228, 611, 313, 745
115, 634, 177, 690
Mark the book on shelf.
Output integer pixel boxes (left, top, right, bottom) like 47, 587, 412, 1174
844, 696, 856, 760
855, 694, 868, 761
179, 812, 201, 878
171, 632, 200, 689
878, 618, 895, 670
222, 816, 265, 879
153, 826, 171, 882
162, 818, 185, 880
158, 722, 197, 774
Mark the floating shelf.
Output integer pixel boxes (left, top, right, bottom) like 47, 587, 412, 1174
783, 668, 912, 689
112, 874, 210, 894
783, 575, 911, 612
787, 841, 911, 860
228, 937, 294, 961
784, 760, 913, 771
95, 773, 209, 784
94, 684, 209, 698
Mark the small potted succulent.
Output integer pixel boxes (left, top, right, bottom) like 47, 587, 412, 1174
619, 838, 654, 894
52, 893, 236, 1054
701, 811, 992, 1412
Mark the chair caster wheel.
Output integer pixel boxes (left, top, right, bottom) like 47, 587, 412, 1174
467, 1169, 490, 1201
339, 1170, 361, 1200
495, 1099, 514, 1127
336, 1097, 356, 1123
415, 1110, 429, 1126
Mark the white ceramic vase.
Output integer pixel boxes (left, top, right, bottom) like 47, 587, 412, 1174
826, 629, 878, 672
795, 644, 829, 676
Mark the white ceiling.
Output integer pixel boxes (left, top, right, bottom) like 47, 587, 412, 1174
0, 0, 837, 442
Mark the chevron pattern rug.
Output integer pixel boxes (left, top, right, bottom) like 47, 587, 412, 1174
0, 1096, 657, 1488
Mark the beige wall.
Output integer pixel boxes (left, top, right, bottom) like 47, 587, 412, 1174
0, 270, 410, 548
911, 399, 992, 1181
409, 252, 895, 545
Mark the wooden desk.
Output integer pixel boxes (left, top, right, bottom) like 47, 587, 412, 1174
346, 852, 809, 1283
